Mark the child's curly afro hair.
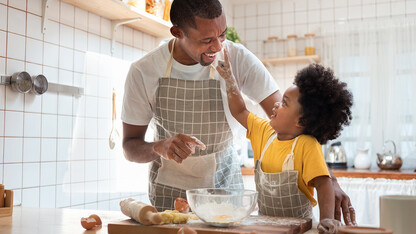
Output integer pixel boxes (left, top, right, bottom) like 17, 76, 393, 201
294, 64, 353, 145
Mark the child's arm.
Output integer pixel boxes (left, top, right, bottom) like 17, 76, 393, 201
311, 176, 334, 220
216, 49, 250, 129
310, 176, 341, 233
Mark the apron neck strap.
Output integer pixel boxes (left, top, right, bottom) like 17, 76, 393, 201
164, 38, 176, 78
258, 134, 300, 171
165, 38, 216, 80
282, 136, 300, 171
259, 133, 277, 164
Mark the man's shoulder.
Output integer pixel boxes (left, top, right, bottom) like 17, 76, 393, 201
131, 42, 168, 68
224, 40, 248, 55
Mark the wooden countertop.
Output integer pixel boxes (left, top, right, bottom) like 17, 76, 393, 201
0, 207, 319, 234
0, 207, 126, 234
241, 167, 416, 180
331, 168, 416, 180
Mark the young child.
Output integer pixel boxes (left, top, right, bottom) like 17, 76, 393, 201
216, 50, 353, 233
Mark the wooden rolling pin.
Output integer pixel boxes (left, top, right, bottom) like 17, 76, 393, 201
120, 198, 162, 225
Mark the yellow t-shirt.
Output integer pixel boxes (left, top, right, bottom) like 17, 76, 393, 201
246, 113, 330, 206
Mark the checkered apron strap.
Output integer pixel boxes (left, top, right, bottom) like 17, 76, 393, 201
282, 136, 299, 171
255, 135, 312, 218
148, 40, 243, 211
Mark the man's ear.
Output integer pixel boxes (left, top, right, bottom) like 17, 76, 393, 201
170, 26, 184, 39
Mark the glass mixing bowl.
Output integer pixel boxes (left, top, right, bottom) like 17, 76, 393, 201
186, 188, 257, 227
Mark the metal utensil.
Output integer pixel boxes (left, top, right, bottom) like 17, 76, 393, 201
0, 72, 33, 93
109, 88, 120, 149
377, 140, 403, 170
325, 141, 348, 169
31, 74, 48, 95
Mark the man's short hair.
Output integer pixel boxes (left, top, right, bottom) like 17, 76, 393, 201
170, 0, 223, 30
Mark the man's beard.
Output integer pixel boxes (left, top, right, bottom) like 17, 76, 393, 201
199, 54, 214, 66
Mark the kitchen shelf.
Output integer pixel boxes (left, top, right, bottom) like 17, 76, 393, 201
331, 168, 416, 180
241, 167, 416, 180
61, 0, 172, 38
261, 55, 320, 66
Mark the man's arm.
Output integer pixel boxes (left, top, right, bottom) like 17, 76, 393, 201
122, 123, 159, 163
258, 90, 282, 117
122, 123, 206, 164
329, 170, 357, 225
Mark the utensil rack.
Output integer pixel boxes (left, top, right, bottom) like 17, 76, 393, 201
1, 74, 84, 96
47, 83, 84, 96
0, 190, 13, 217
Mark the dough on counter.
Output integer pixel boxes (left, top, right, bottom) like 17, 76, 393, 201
160, 210, 198, 224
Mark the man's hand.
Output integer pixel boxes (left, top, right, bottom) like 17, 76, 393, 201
153, 134, 206, 163
333, 179, 357, 226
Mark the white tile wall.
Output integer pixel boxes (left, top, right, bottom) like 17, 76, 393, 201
6, 0, 411, 211
23, 138, 41, 162
1, 0, 154, 209
0, 5, 7, 31
232, 0, 416, 92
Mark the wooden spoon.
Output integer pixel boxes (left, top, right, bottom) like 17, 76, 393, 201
109, 88, 120, 149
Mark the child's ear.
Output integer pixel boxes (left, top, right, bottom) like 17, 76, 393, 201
295, 119, 305, 129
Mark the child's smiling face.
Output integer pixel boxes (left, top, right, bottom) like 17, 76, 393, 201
269, 85, 304, 137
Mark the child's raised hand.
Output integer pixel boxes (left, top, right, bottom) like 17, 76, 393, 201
317, 218, 342, 234
216, 49, 234, 81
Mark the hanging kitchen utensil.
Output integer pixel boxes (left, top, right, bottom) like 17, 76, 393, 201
0, 72, 33, 93
31, 74, 48, 95
109, 88, 120, 150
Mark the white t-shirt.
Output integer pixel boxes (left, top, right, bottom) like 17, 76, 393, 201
121, 40, 279, 137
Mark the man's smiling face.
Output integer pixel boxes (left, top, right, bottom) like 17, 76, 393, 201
175, 13, 227, 66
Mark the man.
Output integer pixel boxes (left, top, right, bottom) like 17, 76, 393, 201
121, 0, 356, 225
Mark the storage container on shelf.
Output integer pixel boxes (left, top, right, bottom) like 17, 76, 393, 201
263, 36, 278, 59
154, 0, 164, 19
163, 0, 173, 21
287, 34, 297, 57
304, 33, 315, 55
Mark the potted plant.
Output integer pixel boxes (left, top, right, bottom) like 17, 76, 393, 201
226, 26, 241, 43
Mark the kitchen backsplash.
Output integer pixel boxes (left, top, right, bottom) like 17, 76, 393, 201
0, 0, 156, 209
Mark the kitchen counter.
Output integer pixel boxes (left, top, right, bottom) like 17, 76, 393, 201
331, 168, 416, 180
241, 167, 416, 180
0, 207, 319, 234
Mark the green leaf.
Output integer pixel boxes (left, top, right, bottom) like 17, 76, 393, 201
226, 27, 241, 43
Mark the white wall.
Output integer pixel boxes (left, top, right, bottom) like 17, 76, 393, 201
231, 0, 416, 92
0, 0, 156, 210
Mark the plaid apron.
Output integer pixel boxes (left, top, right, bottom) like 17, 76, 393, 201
255, 133, 313, 218
149, 39, 243, 211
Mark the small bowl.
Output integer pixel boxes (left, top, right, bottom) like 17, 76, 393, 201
186, 188, 257, 227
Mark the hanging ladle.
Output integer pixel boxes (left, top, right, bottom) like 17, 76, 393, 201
109, 88, 120, 149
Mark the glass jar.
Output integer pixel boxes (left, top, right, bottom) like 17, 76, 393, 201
304, 33, 315, 55
154, 0, 164, 19
287, 34, 297, 57
263, 36, 278, 59
163, 0, 172, 21
145, 0, 155, 15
